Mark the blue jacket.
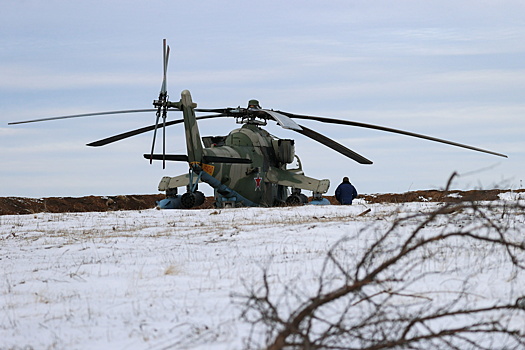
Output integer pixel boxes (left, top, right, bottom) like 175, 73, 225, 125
335, 182, 358, 205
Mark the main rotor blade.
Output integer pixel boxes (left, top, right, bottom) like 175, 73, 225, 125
282, 112, 508, 158
262, 109, 302, 131
194, 108, 233, 113
87, 114, 229, 147
295, 124, 373, 164
8, 109, 157, 125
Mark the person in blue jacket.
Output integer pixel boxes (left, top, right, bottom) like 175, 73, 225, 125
335, 177, 358, 205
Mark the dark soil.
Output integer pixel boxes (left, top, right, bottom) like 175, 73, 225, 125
359, 188, 525, 204
1, 189, 523, 216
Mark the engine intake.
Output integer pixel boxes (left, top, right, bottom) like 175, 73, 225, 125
272, 139, 295, 164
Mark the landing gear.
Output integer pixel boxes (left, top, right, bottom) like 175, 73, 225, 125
285, 188, 308, 206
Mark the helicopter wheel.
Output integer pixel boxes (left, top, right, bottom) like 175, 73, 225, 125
285, 194, 303, 206
299, 193, 308, 204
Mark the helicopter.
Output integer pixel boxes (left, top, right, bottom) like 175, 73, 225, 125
9, 39, 508, 209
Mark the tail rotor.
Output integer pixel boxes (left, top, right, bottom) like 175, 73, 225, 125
150, 39, 171, 169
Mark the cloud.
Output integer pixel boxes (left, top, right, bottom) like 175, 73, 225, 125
0, 64, 158, 91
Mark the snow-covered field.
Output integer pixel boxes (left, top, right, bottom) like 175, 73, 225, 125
1, 195, 524, 349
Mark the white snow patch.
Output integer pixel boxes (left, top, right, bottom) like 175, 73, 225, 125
0, 200, 524, 349
499, 191, 525, 201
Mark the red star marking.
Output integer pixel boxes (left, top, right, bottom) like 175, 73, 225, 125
254, 175, 262, 190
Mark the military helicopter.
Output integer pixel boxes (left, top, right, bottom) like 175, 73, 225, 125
9, 39, 507, 208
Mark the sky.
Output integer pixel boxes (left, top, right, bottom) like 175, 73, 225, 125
1, 1, 524, 198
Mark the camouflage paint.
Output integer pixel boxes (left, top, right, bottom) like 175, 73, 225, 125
181, 90, 202, 164
159, 90, 330, 207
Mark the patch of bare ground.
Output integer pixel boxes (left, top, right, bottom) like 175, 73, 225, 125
359, 188, 525, 204
1, 189, 523, 215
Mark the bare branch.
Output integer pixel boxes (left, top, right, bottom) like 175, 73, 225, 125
238, 196, 525, 350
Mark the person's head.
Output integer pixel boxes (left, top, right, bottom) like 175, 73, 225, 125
343, 177, 349, 183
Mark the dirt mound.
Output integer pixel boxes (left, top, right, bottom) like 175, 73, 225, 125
358, 189, 524, 204
1, 189, 522, 215
0, 195, 163, 216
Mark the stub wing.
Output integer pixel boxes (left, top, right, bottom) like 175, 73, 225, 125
265, 167, 330, 193
158, 174, 202, 191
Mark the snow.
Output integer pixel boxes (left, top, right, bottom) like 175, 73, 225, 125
1, 198, 524, 349
499, 191, 525, 201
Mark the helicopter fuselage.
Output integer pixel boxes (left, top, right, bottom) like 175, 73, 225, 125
156, 91, 330, 208
204, 124, 290, 206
